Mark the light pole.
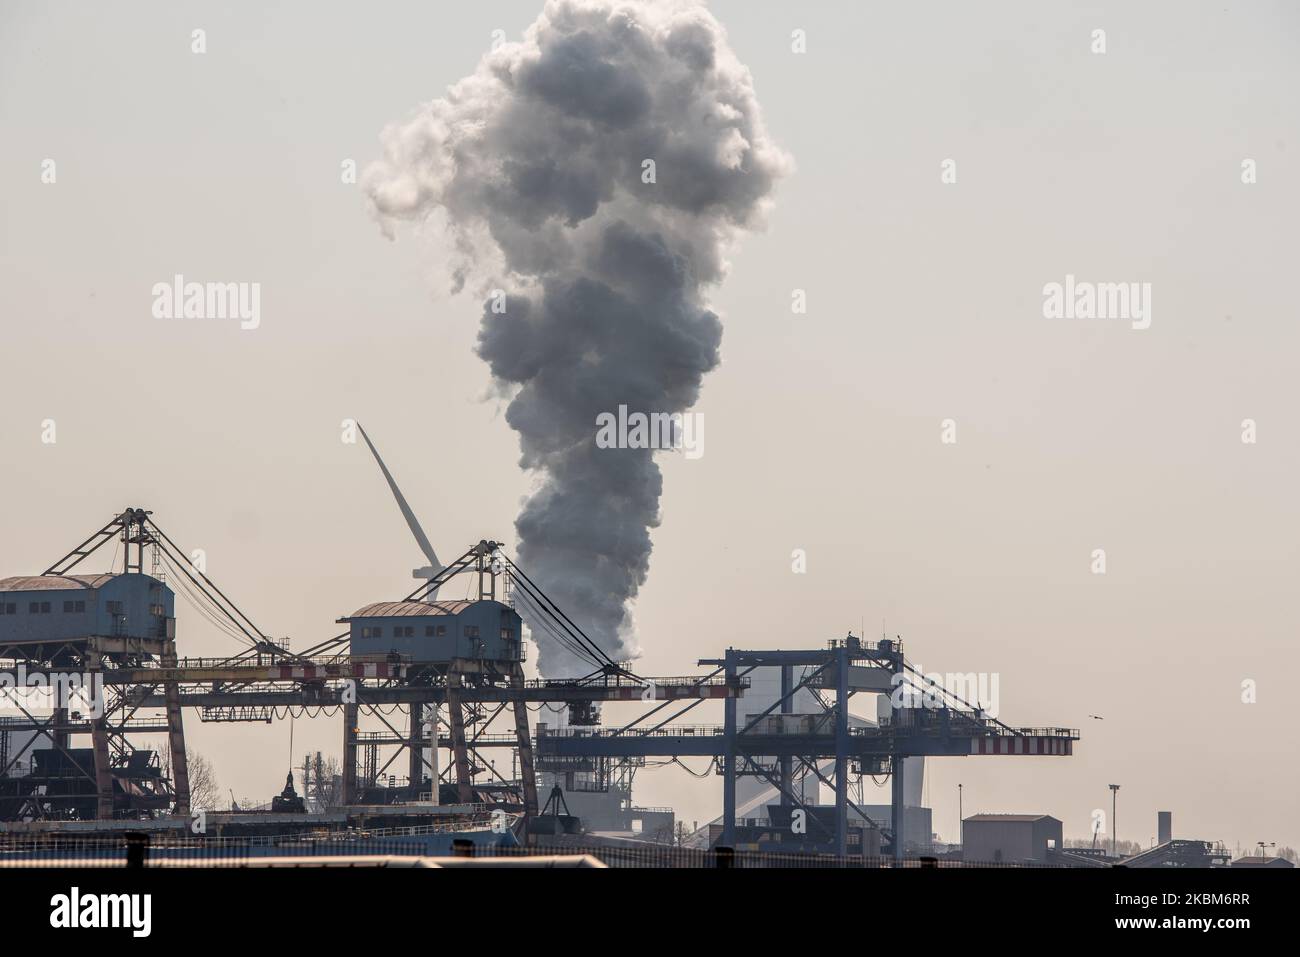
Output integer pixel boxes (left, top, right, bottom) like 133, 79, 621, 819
1109, 784, 1120, 858
958, 783, 963, 847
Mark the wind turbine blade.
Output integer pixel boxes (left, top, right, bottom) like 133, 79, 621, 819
357, 422, 441, 572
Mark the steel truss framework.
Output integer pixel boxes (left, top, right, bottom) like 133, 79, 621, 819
531, 641, 1080, 860
2, 510, 1078, 861
1, 509, 186, 821
0, 508, 749, 833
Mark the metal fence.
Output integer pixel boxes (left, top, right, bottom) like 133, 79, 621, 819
0, 834, 1071, 869
514, 842, 1068, 869
0, 835, 434, 867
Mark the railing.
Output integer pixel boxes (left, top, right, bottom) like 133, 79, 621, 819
539, 725, 723, 738
871, 711, 1079, 739
1001, 726, 1080, 738
354, 731, 519, 745
539, 721, 1079, 741
0, 820, 514, 867
0, 842, 1071, 868
0, 837, 1072, 869
169, 655, 408, 670
115, 658, 745, 692
0, 716, 167, 732
476, 842, 1068, 869
828, 637, 902, 655
528, 674, 744, 690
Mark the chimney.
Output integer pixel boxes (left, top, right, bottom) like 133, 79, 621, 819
1157, 811, 1172, 845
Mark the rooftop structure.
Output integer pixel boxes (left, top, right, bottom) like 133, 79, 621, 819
339, 598, 522, 663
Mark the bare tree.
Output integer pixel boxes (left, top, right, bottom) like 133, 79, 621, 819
160, 749, 221, 812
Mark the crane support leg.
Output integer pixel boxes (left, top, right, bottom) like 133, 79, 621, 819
510, 667, 539, 831
835, 644, 849, 858
446, 673, 474, 804
342, 702, 358, 805
409, 701, 424, 795
91, 718, 113, 820
891, 754, 906, 862
780, 665, 794, 806
721, 649, 737, 847
161, 641, 190, 815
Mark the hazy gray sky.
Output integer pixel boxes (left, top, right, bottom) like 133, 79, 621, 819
2, 0, 1297, 851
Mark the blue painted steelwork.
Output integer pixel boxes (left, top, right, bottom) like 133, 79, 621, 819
539, 638, 1078, 862
340, 599, 523, 663
0, 573, 174, 645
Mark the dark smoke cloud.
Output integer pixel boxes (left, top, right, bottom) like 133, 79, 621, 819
365, 0, 788, 675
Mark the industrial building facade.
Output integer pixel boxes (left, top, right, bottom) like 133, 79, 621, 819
0, 573, 175, 647
340, 598, 523, 661
963, 813, 1063, 864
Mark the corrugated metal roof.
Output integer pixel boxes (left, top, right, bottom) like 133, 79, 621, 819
345, 600, 475, 619
965, 814, 1057, 823
0, 574, 117, 592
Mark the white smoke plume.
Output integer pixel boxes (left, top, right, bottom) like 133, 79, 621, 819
364, 0, 788, 676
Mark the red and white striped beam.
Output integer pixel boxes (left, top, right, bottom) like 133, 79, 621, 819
971, 736, 1073, 756
270, 662, 403, 681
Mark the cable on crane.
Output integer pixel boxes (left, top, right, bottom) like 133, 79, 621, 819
146, 517, 272, 650
511, 587, 605, 672
159, 552, 248, 646
501, 553, 629, 675
158, 550, 253, 647
669, 757, 716, 778
899, 658, 1019, 735
509, 578, 597, 666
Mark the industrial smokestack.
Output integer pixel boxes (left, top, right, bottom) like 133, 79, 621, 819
364, 0, 788, 675
1158, 810, 1172, 845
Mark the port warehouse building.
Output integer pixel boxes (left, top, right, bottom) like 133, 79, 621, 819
962, 814, 1063, 864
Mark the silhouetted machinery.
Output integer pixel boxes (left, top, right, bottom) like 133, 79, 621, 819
270, 772, 306, 813
532, 785, 582, 836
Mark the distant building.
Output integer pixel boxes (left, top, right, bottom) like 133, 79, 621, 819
963, 813, 1063, 864
1230, 856, 1294, 869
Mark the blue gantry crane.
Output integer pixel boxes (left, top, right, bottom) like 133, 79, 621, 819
535, 636, 1079, 860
